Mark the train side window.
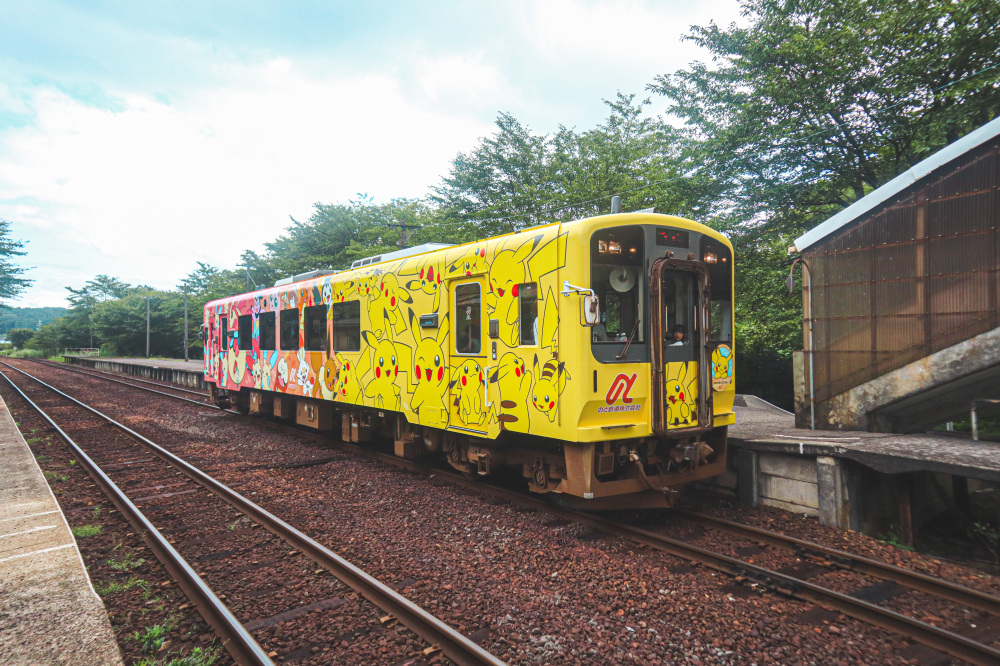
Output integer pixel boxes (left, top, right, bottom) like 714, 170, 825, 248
518, 282, 538, 345
258, 312, 276, 350
303, 304, 328, 351
710, 299, 732, 343
332, 301, 361, 352
455, 283, 481, 355
279, 308, 299, 351
237, 314, 252, 350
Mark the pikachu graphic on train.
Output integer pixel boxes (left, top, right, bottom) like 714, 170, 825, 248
665, 362, 698, 427
332, 352, 363, 403
367, 273, 412, 338
531, 353, 569, 423
451, 359, 486, 426
360, 331, 410, 411
402, 257, 444, 311
407, 310, 450, 426
489, 353, 531, 432
486, 236, 542, 347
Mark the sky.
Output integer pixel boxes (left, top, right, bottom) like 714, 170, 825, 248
0, 0, 743, 308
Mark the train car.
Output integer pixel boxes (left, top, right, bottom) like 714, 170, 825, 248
203, 211, 735, 508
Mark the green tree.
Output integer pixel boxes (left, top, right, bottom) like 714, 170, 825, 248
649, 0, 1000, 405
6, 327, 35, 349
0, 219, 32, 304
431, 95, 715, 239
651, 0, 1000, 226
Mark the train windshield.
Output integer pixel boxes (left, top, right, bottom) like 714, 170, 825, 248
591, 226, 645, 355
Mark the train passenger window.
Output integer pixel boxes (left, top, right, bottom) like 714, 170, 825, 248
303, 304, 328, 351
279, 308, 299, 351
519, 283, 538, 345
258, 312, 276, 350
237, 314, 252, 350
332, 301, 360, 352
455, 283, 481, 354
710, 299, 732, 343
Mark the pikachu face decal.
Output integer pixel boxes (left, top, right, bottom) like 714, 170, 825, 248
711, 344, 734, 392
402, 258, 444, 311
360, 331, 410, 411
486, 235, 542, 346
333, 352, 362, 403
451, 359, 486, 426
489, 353, 531, 432
408, 310, 450, 426
368, 273, 412, 338
531, 353, 569, 423
665, 362, 698, 428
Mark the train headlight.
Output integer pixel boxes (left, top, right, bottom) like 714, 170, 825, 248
704, 252, 718, 264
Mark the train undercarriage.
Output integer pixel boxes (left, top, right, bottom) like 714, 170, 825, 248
210, 385, 728, 510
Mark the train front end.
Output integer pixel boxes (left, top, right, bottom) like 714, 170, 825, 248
546, 213, 735, 509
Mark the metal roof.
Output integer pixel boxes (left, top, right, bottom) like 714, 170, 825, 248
791, 115, 1000, 253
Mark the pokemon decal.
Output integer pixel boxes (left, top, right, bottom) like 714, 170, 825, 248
205, 222, 578, 441
664, 362, 698, 428
446, 245, 488, 277
451, 359, 486, 427
368, 273, 412, 338
333, 352, 362, 402
360, 330, 411, 411
402, 256, 444, 311
407, 310, 450, 427
486, 235, 542, 346
531, 354, 569, 423
489, 353, 531, 432
711, 345, 734, 392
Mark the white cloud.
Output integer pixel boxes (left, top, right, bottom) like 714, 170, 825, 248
518, 0, 743, 66
0, 58, 496, 305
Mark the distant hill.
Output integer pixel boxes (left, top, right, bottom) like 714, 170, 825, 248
0, 306, 68, 335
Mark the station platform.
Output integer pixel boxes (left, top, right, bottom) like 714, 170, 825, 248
0, 393, 123, 664
64, 355, 206, 388
723, 395, 1000, 543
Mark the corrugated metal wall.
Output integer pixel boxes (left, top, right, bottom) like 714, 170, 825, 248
804, 139, 1000, 403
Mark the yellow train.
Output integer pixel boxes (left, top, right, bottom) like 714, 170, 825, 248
203, 212, 735, 508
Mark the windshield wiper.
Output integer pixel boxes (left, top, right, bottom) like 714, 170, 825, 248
616, 319, 640, 360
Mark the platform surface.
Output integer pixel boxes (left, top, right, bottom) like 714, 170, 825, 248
0, 393, 123, 664
66, 355, 204, 372
731, 395, 1000, 481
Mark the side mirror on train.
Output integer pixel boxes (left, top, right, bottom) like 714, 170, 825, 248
583, 294, 600, 326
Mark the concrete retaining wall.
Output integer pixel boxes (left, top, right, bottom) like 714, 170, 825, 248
65, 358, 206, 389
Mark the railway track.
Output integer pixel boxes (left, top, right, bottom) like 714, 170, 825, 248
0, 361, 503, 666
17, 359, 1000, 665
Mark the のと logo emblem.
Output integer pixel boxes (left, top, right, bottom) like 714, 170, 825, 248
600, 373, 640, 413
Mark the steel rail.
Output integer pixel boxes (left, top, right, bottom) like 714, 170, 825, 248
235, 419, 1000, 665
20, 359, 1000, 663
674, 509, 1000, 617
0, 361, 504, 666
0, 368, 274, 666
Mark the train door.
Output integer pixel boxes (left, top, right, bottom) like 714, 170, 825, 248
218, 315, 227, 386
649, 261, 711, 435
449, 277, 489, 435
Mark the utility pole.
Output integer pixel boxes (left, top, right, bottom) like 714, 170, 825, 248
145, 297, 151, 358
183, 292, 189, 362
391, 220, 422, 248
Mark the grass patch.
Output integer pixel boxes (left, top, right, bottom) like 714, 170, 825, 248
35, 454, 50, 463
135, 646, 221, 666
44, 470, 67, 484
71, 524, 102, 538
106, 544, 145, 571
94, 576, 148, 596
